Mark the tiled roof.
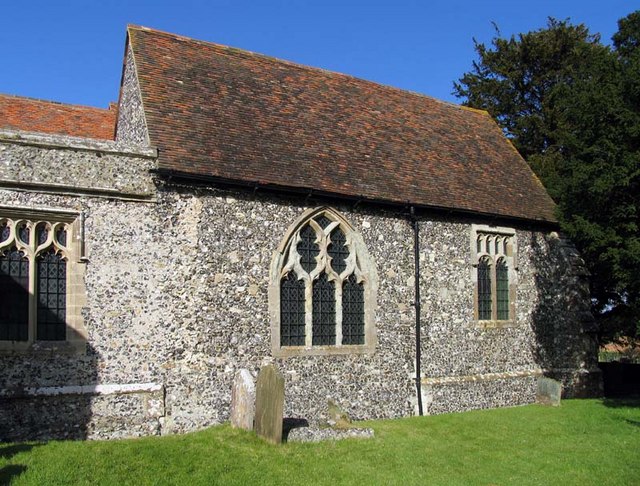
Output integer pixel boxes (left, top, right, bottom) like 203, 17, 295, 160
0, 94, 116, 140
128, 26, 557, 223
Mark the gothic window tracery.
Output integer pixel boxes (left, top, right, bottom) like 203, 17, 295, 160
472, 226, 516, 323
0, 211, 83, 348
270, 208, 377, 355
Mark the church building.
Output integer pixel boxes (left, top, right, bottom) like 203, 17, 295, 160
0, 26, 601, 441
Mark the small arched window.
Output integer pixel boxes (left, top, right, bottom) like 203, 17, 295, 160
269, 207, 377, 356
496, 258, 509, 321
471, 225, 516, 323
477, 256, 492, 320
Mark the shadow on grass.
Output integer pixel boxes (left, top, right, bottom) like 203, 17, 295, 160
0, 464, 27, 483
0, 443, 41, 484
602, 398, 640, 408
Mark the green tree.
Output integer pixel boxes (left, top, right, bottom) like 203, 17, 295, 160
454, 13, 640, 342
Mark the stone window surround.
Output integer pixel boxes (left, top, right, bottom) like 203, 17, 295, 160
0, 205, 87, 355
470, 224, 517, 328
269, 207, 378, 357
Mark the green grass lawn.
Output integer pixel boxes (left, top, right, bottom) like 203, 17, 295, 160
1, 399, 638, 485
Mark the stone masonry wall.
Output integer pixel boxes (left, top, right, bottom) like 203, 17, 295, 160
0, 130, 156, 197
0, 162, 600, 440
115, 47, 149, 146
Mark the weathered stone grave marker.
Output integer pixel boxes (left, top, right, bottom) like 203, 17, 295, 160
230, 369, 255, 430
536, 377, 562, 406
254, 364, 285, 444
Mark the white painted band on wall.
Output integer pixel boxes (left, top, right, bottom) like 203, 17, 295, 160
0, 382, 163, 398
422, 369, 543, 385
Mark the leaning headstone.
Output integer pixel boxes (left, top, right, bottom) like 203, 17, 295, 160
536, 377, 562, 406
254, 364, 285, 444
231, 369, 255, 430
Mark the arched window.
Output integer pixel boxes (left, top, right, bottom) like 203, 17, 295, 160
0, 247, 29, 341
0, 209, 86, 353
477, 256, 492, 320
496, 258, 509, 321
269, 207, 377, 356
471, 225, 516, 323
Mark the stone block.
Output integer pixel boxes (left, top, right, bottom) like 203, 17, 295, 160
536, 377, 562, 406
230, 369, 255, 430
254, 364, 285, 444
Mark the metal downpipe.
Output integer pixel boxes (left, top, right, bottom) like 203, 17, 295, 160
411, 206, 424, 416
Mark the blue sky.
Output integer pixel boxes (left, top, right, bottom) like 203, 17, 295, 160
0, 1, 635, 108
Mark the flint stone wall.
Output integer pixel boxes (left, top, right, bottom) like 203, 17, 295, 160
0, 384, 164, 442
0, 133, 600, 440
115, 48, 149, 146
0, 130, 156, 197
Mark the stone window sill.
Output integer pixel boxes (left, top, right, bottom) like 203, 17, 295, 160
273, 344, 375, 358
476, 320, 516, 329
0, 340, 86, 356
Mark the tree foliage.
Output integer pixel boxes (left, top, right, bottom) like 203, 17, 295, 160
454, 13, 640, 341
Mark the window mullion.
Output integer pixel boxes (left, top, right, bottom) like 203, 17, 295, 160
335, 278, 343, 346
28, 253, 36, 342
491, 258, 497, 321
304, 278, 313, 348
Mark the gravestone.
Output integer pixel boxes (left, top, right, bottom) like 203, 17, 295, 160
254, 364, 285, 444
536, 377, 562, 406
327, 399, 351, 429
230, 369, 255, 430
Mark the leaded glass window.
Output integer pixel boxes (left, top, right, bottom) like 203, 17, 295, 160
312, 273, 335, 345
315, 215, 332, 229
1, 221, 10, 243
280, 273, 305, 346
37, 249, 67, 341
342, 274, 365, 345
273, 208, 375, 352
496, 258, 509, 320
0, 215, 76, 345
472, 226, 515, 322
328, 227, 348, 274
477, 257, 492, 320
297, 224, 320, 273
0, 248, 29, 341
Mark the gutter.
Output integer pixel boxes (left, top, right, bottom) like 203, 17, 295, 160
150, 168, 559, 231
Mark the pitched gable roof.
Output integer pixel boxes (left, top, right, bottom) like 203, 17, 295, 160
0, 94, 116, 140
128, 26, 557, 223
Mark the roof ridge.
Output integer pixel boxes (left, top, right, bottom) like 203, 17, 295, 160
0, 93, 114, 112
127, 24, 486, 117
